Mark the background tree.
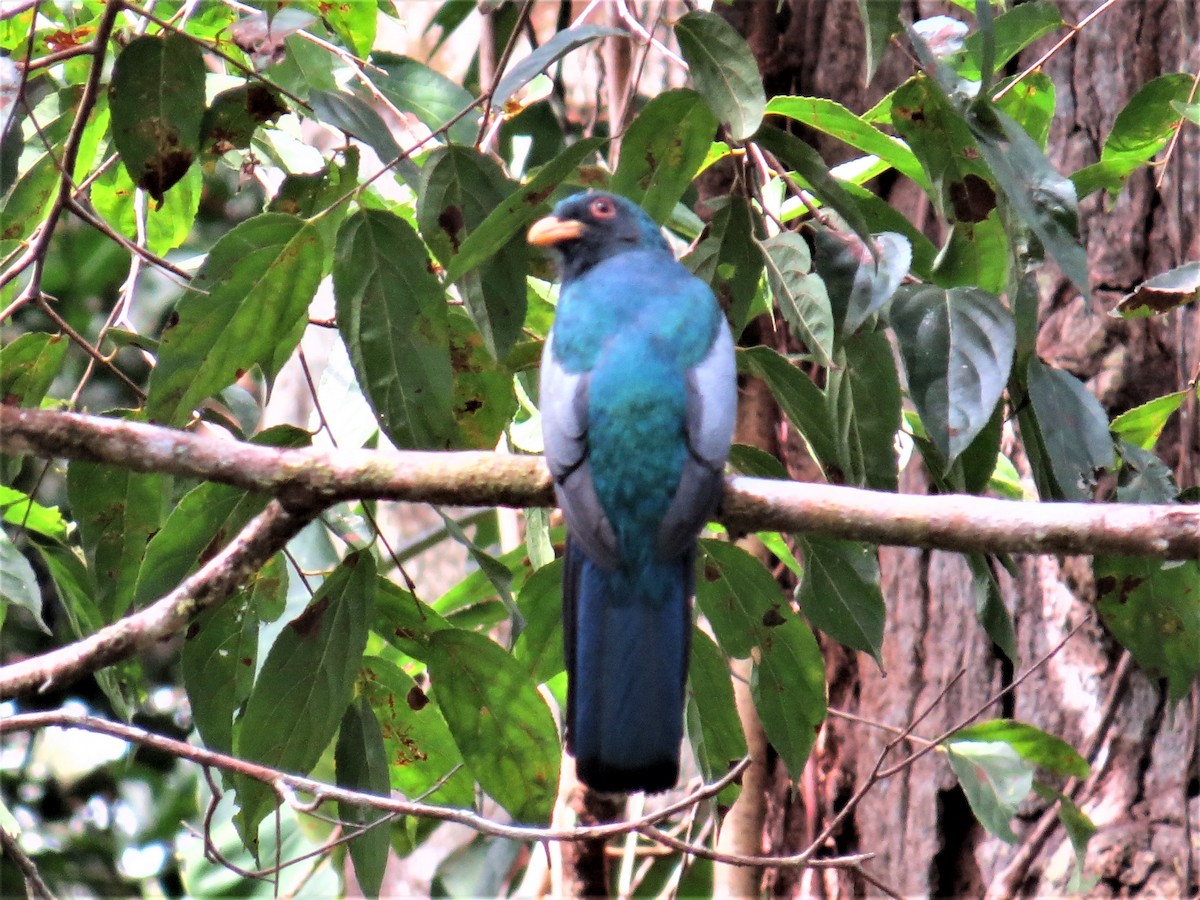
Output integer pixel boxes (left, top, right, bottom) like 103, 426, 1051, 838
0, 1, 1196, 898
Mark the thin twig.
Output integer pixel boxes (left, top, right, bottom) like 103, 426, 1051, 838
0, 826, 54, 900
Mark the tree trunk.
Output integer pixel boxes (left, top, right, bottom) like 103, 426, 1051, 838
727, 1, 1199, 896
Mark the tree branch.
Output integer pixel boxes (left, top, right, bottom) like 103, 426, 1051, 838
2, 406, 1197, 558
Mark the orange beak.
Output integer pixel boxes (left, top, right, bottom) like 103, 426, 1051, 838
527, 216, 586, 246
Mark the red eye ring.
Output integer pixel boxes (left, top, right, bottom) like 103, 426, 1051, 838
589, 197, 617, 219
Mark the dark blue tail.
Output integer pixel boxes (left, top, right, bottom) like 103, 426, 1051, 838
563, 538, 692, 793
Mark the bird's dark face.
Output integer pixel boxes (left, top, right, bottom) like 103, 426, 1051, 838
528, 192, 669, 281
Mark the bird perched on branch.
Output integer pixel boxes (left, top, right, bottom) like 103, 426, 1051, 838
528, 192, 736, 793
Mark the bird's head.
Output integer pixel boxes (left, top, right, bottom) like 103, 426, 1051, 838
528, 192, 670, 280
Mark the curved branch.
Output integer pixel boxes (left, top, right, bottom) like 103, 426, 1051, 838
2, 406, 1197, 558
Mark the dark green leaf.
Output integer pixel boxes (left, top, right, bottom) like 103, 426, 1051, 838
147, 214, 325, 426
512, 559, 565, 684
968, 554, 1018, 664
796, 536, 884, 663
1095, 557, 1200, 702
0, 332, 67, 407
0, 530, 46, 633
1053, 790, 1099, 891
611, 90, 717, 223
1116, 442, 1178, 504
1112, 260, 1200, 318
683, 196, 764, 337
967, 102, 1090, 299
759, 232, 833, 366
435, 509, 518, 622
739, 345, 838, 473
200, 85, 287, 155
890, 284, 1015, 466
335, 698, 391, 898
841, 183, 939, 279
0, 152, 57, 248
425, 629, 560, 822
766, 96, 928, 190
752, 125, 875, 251
370, 53, 478, 146
1023, 356, 1114, 500
812, 227, 911, 339
309, 87, 401, 160
446, 311, 518, 449
951, 719, 1088, 778
827, 331, 901, 491
357, 655, 474, 807
961, 2, 1063, 81
697, 540, 826, 777
855, 0, 901, 80
945, 740, 1033, 842
67, 461, 166, 621
1110, 389, 1190, 450
447, 136, 605, 281
182, 554, 285, 756
688, 627, 746, 780
956, 398, 1004, 495
418, 146, 527, 359
493, 25, 623, 112
675, 11, 766, 140
727, 444, 789, 480
109, 34, 205, 201
235, 552, 375, 846
334, 209, 457, 449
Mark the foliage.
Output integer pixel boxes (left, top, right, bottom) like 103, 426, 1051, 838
0, 1, 1196, 896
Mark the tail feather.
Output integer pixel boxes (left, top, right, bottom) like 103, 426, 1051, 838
563, 538, 691, 794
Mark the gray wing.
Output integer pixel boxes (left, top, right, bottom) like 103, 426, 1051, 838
540, 333, 620, 569
656, 320, 737, 560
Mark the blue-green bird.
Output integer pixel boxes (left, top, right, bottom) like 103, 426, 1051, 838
528, 192, 736, 793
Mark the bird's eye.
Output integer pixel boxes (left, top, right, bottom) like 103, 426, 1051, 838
589, 197, 617, 220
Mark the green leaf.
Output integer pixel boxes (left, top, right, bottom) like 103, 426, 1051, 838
727, 444, 789, 480
855, 0, 901, 80
0, 152, 57, 249
108, 34, 206, 201
827, 330, 901, 491
1023, 356, 1114, 500
697, 540, 826, 777
890, 284, 1015, 466
683, 196, 764, 337
309, 88, 402, 163
335, 698, 391, 898
611, 90, 717, 223
1095, 557, 1200, 702
200, 84, 288, 155
333, 209, 458, 449
766, 96, 928, 190
1116, 442, 1178, 504
1052, 789, 1099, 891
446, 312, 518, 449
945, 740, 1033, 842
967, 554, 1018, 664
0, 487, 69, 543
235, 552, 375, 847
759, 232, 833, 366
688, 628, 746, 781
739, 345, 838, 472
147, 214, 325, 426
447, 136, 605, 282
91, 162, 202, 256
966, 102, 1090, 300
512, 559, 565, 684
996, 73, 1056, 150
0, 530, 47, 633
417, 146, 527, 359
812, 228, 911, 339
752, 125, 875, 252
182, 554, 285, 757
1072, 73, 1195, 197
370, 53, 477, 146
951, 720, 1088, 778
1112, 260, 1200, 319
0, 332, 67, 407
961, 2, 1063, 81
493, 24, 623, 111
357, 655, 474, 807
424, 629, 560, 822
324, 0, 375, 57
795, 536, 884, 664
1110, 389, 1190, 450
1173, 99, 1200, 126
675, 10, 766, 141
67, 461, 166, 621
